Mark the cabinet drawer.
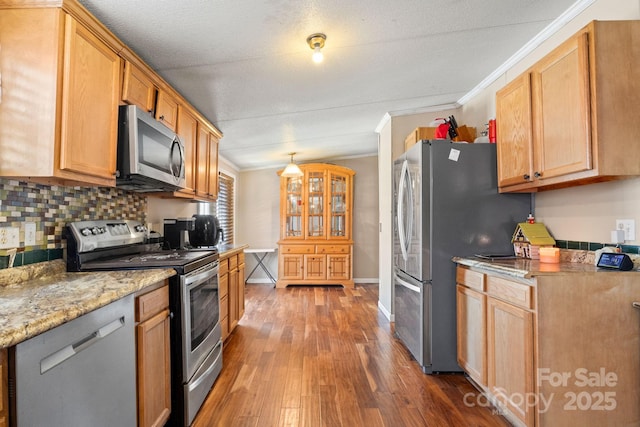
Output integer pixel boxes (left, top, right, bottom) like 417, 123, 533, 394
229, 254, 238, 270
316, 245, 350, 254
219, 258, 229, 276
280, 244, 315, 254
487, 276, 533, 309
456, 267, 485, 292
136, 285, 169, 322
238, 252, 245, 265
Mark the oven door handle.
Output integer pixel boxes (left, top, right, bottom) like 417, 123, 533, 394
185, 265, 218, 288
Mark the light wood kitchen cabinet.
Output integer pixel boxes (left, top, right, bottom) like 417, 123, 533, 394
0, 348, 7, 427
122, 60, 156, 113
135, 283, 171, 427
487, 291, 534, 426
155, 90, 179, 132
0, 7, 121, 187
195, 123, 220, 201
219, 250, 245, 340
496, 20, 640, 193
456, 263, 640, 427
277, 164, 355, 288
456, 272, 486, 385
174, 105, 198, 197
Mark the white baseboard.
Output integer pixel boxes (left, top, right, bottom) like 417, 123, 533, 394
354, 278, 380, 284
378, 301, 393, 322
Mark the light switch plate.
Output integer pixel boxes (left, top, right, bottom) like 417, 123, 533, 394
24, 222, 36, 246
616, 219, 636, 241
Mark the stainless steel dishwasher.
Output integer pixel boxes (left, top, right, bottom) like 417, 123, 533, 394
11, 294, 137, 427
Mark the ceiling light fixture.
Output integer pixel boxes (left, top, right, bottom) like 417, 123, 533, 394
281, 152, 304, 177
307, 33, 326, 63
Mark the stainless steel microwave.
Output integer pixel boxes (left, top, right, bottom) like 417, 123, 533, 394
116, 105, 186, 192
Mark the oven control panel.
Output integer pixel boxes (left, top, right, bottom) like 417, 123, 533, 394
68, 220, 147, 252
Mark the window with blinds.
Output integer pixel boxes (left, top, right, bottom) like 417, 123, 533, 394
216, 172, 234, 245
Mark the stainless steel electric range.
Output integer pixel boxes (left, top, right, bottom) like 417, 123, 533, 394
66, 220, 222, 427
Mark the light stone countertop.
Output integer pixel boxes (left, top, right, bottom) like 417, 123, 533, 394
217, 243, 249, 259
0, 260, 176, 348
452, 255, 639, 279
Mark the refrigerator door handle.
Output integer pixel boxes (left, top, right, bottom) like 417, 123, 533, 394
397, 159, 413, 262
394, 273, 421, 293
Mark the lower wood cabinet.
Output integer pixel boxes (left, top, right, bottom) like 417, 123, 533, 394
135, 282, 171, 427
278, 243, 353, 288
219, 250, 245, 341
456, 284, 486, 385
456, 263, 640, 427
487, 295, 534, 426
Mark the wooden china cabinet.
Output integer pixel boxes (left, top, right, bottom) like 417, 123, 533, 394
277, 164, 355, 288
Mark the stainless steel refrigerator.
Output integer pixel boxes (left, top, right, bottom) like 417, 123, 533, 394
393, 140, 531, 373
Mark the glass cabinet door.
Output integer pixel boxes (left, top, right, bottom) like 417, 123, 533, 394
329, 172, 348, 238
306, 171, 324, 238
284, 176, 303, 238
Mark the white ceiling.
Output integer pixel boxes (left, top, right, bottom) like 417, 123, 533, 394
78, 0, 581, 171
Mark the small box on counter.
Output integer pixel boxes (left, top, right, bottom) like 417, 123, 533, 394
539, 247, 560, 263
404, 127, 437, 151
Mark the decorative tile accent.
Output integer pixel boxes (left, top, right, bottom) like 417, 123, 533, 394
556, 239, 640, 258
0, 179, 147, 267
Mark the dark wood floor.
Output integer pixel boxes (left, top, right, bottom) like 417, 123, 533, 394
192, 283, 510, 427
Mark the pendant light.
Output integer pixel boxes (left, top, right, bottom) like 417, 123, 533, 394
307, 33, 326, 63
281, 152, 304, 177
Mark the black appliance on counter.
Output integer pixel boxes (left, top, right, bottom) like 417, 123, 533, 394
66, 220, 222, 427
190, 214, 223, 247
164, 217, 196, 250
164, 215, 223, 250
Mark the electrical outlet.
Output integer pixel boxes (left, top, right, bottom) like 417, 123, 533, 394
616, 219, 636, 241
0, 227, 19, 249
24, 222, 36, 246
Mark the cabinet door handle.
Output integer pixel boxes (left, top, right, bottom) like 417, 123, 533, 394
633, 302, 640, 310
523, 174, 530, 180
534, 171, 542, 178
159, 115, 165, 121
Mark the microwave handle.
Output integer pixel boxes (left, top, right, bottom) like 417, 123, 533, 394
169, 137, 184, 179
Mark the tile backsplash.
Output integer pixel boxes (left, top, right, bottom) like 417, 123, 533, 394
0, 179, 146, 267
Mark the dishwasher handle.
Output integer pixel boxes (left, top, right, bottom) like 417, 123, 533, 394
40, 316, 125, 374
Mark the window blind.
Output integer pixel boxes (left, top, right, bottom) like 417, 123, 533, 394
216, 172, 234, 245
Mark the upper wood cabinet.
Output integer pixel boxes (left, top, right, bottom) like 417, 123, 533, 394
155, 90, 179, 132
0, 8, 121, 187
0, 1, 222, 192
195, 122, 220, 201
122, 60, 156, 113
175, 105, 198, 196
496, 20, 640, 192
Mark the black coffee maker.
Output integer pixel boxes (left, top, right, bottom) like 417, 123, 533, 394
163, 218, 195, 250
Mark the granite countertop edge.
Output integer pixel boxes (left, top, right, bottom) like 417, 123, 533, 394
452, 255, 637, 278
218, 243, 250, 258
0, 260, 176, 349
